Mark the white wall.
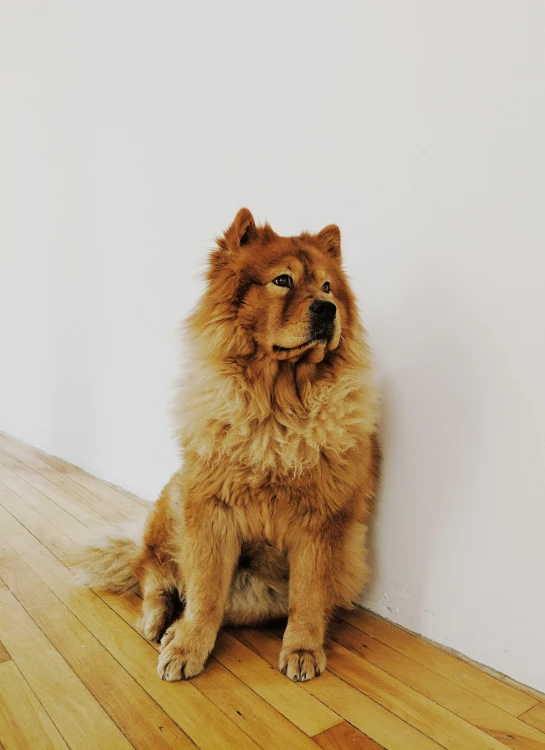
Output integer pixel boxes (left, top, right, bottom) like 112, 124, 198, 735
1, 1, 544, 691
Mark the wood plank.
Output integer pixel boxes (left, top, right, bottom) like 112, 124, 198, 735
0, 499, 260, 750
0, 443, 130, 526
0, 449, 109, 528
213, 631, 341, 736
491, 674, 545, 706
0, 461, 90, 541
43, 454, 151, 510
442, 642, 545, 706
521, 705, 545, 734
233, 629, 443, 750
341, 609, 537, 717
313, 721, 384, 749
0, 639, 10, 664
193, 658, 319, 749
0, 480, 81, 561
0, 436, 139, 525
0, 660, 68, 750
2, 433, 149, 510
325, 641, 510, 750
0, 586, 131, 749
0, 537, 195, 749
331, 620, 545, 750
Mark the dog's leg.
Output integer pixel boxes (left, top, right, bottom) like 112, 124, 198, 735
279, 535, 336, 682
137, 574, 180, 642
157, 505, 240, 681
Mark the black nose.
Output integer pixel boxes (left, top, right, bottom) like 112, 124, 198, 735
310, 300, 336, 321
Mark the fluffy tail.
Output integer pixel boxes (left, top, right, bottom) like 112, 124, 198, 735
70, 529, 141, 594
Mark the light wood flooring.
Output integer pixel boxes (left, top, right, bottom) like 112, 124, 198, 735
0, 432, 544, 749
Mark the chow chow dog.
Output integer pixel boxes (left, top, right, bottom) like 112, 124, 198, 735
76, 209, 379, 682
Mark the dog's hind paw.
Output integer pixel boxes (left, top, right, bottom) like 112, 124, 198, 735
137, 611, 169, 643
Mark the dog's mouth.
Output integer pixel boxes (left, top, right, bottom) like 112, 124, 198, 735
273, 339, 320, 354
273, 332, 330, 354
272, 318, 337, 359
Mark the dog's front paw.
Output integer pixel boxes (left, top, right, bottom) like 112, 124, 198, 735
157, 625, 210, 681
279, 647, 326, 682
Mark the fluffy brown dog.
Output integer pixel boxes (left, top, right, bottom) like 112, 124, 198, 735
76, 209, 379, 683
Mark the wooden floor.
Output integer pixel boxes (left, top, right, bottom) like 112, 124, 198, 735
0, 434, 544, 749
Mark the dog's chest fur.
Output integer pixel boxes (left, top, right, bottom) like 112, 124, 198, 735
177, 360, 377, 485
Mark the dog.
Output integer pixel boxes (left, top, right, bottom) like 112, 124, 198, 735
75, 209, 380, 682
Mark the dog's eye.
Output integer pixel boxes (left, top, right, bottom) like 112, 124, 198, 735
273, 274, 293, 288
322, 281, 331, 293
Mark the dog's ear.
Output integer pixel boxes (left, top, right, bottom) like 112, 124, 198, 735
224, 208, 257, 252
317, 224, 341, 260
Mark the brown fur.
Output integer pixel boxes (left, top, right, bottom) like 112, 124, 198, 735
73, 209, 380, 682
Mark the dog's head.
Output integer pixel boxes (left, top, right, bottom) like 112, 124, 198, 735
198, 208, 358, 364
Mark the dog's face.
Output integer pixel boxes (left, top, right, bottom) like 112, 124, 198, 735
204, 209, 357, 363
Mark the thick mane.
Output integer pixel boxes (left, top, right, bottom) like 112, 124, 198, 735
174, 292, 378, 483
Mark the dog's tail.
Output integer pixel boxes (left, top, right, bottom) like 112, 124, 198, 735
69, 527, 142, 594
